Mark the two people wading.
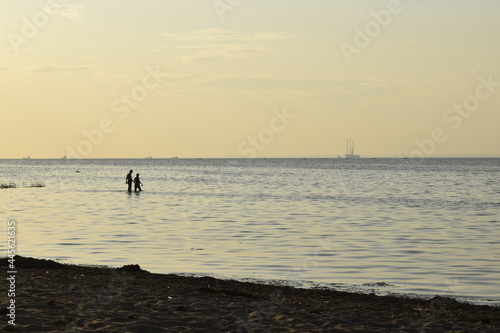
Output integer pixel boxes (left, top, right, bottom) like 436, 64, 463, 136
126, 170, 143, 192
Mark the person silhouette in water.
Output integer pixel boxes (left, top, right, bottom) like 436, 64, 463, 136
126, 170, 133, 192
134, 173, 143, 192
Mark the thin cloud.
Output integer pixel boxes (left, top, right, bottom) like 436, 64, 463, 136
164, 29, 294, 65
164, 29, 294, 41
30, 66, 90, 73
0, 68, 8, 71
178, 44, 273, 64
43, 4, 83, 20
197, 76, 411, 96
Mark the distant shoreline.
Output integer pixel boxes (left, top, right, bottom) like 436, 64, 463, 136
1, 156, 500, 160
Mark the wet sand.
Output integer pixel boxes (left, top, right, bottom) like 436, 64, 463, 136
1, 256, 499, 332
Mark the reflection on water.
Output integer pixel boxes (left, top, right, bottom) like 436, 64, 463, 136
1, 158, 499, 304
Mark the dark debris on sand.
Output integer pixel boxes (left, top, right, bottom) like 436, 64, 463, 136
0, 256, 499, 332
0, 255, 67, 270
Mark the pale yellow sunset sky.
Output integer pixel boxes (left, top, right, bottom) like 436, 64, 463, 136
1, 0, 499, 158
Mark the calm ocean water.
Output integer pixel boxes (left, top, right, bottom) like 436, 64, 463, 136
1, 158, 499, 304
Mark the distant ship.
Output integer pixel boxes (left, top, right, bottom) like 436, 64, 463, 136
344, 139, 360, 159
23, 156, 31, 160
145, 156, 153, 159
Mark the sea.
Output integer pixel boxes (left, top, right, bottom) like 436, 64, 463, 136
1, 158, 499, 305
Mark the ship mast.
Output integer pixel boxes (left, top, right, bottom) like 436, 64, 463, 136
343, 138, 360, 158
346, 138, 354, 156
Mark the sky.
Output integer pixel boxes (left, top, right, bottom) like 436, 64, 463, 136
1, 0, 499, 158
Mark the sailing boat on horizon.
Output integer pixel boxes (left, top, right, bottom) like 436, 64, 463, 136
345, 139, 360, 159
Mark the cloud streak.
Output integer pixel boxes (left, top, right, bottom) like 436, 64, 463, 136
199, 76, 408, 93
30, 66, 90, 73
163, 29, 294, 41
163, 29, 292, 65
178, 44, 273, 64
43, 4, 83, 20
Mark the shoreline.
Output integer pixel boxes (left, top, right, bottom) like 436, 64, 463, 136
6, 255, 498, 307
172, 273, 499, 308
1, 256, 499, 332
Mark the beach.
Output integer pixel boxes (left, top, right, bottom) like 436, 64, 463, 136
1, 256, 498, 332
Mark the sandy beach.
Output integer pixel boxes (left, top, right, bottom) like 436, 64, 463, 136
1, 256, 499, 332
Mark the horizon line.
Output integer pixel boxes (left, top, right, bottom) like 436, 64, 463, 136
2, 155, 500, 160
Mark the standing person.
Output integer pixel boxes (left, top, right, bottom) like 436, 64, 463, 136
126, 170, 133, 192
134, 173, 143, 192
